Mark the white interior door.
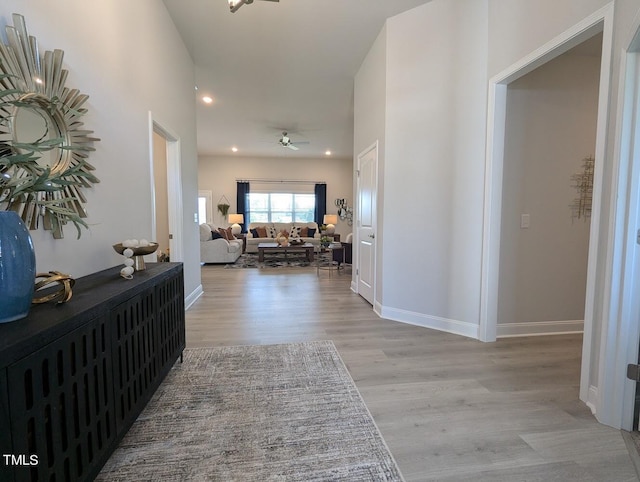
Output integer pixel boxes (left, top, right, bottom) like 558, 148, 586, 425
356, 142, 377, 305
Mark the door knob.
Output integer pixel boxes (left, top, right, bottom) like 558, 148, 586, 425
368, 234, 375, 239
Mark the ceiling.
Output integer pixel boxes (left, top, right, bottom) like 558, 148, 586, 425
162, 0, 432, 160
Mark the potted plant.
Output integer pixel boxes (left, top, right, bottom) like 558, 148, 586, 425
217, 203, 230, 217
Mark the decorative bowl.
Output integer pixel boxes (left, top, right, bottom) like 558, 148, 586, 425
112, 242, 159, 256
113, 242, 159, 271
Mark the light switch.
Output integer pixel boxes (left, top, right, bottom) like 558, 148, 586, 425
521, 214, 530, 229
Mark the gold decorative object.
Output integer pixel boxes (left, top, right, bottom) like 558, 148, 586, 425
570, 156, 594, 221
113, 242, 159, 271
32, 271, 75, 304
0, 14, 100, 239
275, 232, 289, 247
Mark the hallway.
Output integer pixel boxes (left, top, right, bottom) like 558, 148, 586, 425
186, 266, 637, 481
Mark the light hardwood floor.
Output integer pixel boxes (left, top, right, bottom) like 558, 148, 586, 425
187, 265, 638, 481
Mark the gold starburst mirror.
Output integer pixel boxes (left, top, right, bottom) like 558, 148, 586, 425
0, 13, 99, 238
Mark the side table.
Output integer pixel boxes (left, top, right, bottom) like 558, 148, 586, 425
235, 233, 247, 253
317, 244, 345, 277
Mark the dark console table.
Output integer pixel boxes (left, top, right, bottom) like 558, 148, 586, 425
0, 263, 185, 482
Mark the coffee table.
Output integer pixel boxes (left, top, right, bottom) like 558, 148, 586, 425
257, 242, 315, 262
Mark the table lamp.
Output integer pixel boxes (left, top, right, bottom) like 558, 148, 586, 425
323, 214, 338, 235
229, 214, 244, 235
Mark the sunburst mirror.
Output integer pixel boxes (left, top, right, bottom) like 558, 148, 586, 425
0, 13, 99, 238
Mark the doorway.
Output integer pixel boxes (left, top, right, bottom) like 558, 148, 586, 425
496, 34, 602, 337
153, 131, 170, 260
480, 6, 614, 418
149, 113, 183, 263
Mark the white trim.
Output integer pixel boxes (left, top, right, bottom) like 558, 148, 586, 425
185, 284, 203, 310
597, 9, 640, 431
587, 385, 599, 415
374, 300, 383, 318
380, 306, 480, 340
479, 6, 614, 424
496, 320, 584, 338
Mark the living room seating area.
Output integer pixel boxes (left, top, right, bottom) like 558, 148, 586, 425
199, 223, 243, 264
245, 222, 321, 253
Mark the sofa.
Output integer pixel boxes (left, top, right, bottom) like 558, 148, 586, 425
199, 223, 243, 264
245, 222, 321, 253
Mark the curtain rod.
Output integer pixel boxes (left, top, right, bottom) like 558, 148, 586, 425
236, 179, 325, 185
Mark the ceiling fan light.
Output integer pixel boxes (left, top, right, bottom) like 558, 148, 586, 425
229, 0, 245, 13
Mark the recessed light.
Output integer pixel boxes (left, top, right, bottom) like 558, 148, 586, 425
202, 96, 213, 104
325, 150, 332, 156
232, 147, 238, 153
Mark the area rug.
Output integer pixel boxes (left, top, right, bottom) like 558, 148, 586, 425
225, 251, 333, 269
96, 341, 403, 481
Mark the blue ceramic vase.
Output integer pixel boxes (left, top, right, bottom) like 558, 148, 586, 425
0, 211, 36, 323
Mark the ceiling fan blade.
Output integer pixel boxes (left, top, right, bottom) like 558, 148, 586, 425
291, 141, 310, 146
287, 144, 299, 151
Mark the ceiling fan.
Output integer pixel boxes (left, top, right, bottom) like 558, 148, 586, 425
279, 132, 309, 151
228, 0, 279, 13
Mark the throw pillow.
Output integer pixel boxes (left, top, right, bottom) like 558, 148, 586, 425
250, 228, 259, 238
267, 225, 278, 238
290, 225, 301, 239
256, 226, 267, 238
218, 228, 235, 241
300, 226, 308, 237
307, 228, 316, 237
211, 231, 223, 240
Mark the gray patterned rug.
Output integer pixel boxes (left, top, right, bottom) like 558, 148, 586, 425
97, 341, 403, 481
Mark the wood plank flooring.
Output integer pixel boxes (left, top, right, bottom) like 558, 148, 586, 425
186, 265, 638, 481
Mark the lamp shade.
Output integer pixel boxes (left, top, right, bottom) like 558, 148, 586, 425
323, 214, 338, 225
229, 213, 244, 235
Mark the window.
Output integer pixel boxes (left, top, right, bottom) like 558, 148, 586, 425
197, 190, 212, 224
248, 193, 315, 224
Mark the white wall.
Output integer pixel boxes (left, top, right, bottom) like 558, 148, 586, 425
355, 0, 640, 428
487, 0, 610, 77
0, 1, 201, 300
498, 46, 601, 326
370, 0, 488, 335
198, 156, 354, 239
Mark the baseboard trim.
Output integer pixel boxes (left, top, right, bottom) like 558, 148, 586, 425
379, 305, 479, 340
185, 284, 203, 310
374, 301, 383, 318
587, 384, 598, 415
496, 320, 584, 338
